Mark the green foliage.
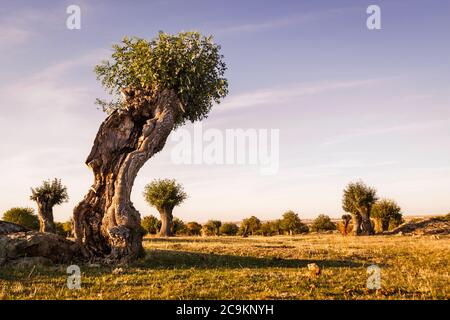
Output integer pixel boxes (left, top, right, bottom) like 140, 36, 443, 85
2, 207, 39, 230
280, 211, 308, 235
55, 221, 73, 238
239, 216, 261, 236
94, 31, 228, 126
141, 215, 161, 234
372, 199, 403, 232
219, 223, 239, 236
203, 220, 222, 236
342, 180, 378, 215
185, 221, 202, 236
310, 214, 336, 232
30, 178, 68, 206
171, 217, 186, 235
143, 179, 187, 211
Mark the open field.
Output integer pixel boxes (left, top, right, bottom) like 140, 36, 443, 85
0, 234, 449, 300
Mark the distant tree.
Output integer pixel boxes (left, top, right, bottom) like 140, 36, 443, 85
280, 211, 308, 235
259, 222, 274, 236
372, 199, 403, 232
239, 216, 261, 236
55, 220, 73, 238
171, 217, 186, 235
342, 181, 378, 235
2, 207, 39, 230
143, 179, 187, 237
141, 215, 161, 235
220, 223, 239, 236
30, 178, 68, 233
338, 214, 352, 235
203, 220, 222, 236
310, 214, 337, 232
186, 221, 202, 236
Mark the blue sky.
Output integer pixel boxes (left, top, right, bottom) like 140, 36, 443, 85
0, 0, 449, 222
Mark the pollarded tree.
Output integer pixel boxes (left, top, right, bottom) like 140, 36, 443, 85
30, 179, 68, 233
342, 181, 378, 235
143, 179, 187, 237
73, 31, 228, 261
239, 216, 261, 236
371, 199, 402, 232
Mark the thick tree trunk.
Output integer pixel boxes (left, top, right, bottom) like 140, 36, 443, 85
158, 207, 173, 237
73, 88, 180, 262
36, 201, 55, 233
359, 208, 374, 235
352, 213, 362, 235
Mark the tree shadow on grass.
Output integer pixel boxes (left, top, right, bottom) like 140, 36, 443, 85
135, 249, 362, 270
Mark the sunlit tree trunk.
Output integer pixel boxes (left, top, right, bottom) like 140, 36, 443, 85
158, 206, 174, 237
73, 88, 180, 262
36, 200, 55, 233
352, 213, 362, 235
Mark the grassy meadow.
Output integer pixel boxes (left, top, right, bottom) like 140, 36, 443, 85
0, 233, 449, 300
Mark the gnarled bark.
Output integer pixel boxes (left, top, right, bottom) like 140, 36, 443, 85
351, 213, 362, 235
359, 208, 374, 235
36, 200, 55, 233
73, 88, 180, 262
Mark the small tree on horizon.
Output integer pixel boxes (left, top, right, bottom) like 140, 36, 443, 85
342, 181, 377, 235
30, 178, 68, 233
280, 211, 308, 235
239, 216, 261, 236
203, 220, 222, 236
220, 222, 239, 236
310, 214, 337, 232
143, 179, 187, 237
141, 215, 161, 235
186, 221, 202, 236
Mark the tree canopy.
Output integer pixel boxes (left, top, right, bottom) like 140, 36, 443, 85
342, 181, 378, 215
94, 31, 228, 126
30, 178, 69, 206
143, 179, 187, 210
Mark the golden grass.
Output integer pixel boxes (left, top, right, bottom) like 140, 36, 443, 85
0, 233, 448, 299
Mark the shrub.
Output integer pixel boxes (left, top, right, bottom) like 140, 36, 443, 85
55, 221, 73, 238
2, 207, 39, 230
171, 217, 186, 235
141, 215, 161, 235
310, 214, 337, 232
220, 223, 239, 236
186, 221, 202, 236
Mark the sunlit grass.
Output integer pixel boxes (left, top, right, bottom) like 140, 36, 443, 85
0, 234, 448, 299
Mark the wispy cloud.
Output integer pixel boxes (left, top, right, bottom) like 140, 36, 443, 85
217, 79, 379, 112
216, 8, 352, 35
322, 119, 450, 146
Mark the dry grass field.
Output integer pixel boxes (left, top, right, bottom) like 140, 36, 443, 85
0, 233, 449, 300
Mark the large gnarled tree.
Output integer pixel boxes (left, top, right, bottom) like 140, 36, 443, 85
30, 179, 68, 233
73, 32, 227, 262
342, 181, 378, 235
143, 179, 187, 237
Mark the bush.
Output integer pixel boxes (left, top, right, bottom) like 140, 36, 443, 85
310, 214, 337, 232
220, 223, 239, 236
2, 207, 39, 230
186, 221, 202, 236
55, 221, 73, 238
141, 215, 161, 235
171, 217, 186, 235
372, 199, 403, 232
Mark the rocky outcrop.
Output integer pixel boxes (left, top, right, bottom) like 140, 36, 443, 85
386, 218, 450, 235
